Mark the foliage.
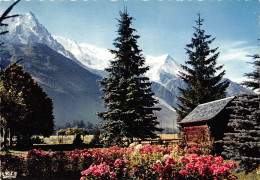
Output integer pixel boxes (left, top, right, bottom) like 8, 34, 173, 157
0, 63, 28, 147
176, 14, 229, 121
235, 166, 260, 180
56, 121, 95, 135
221, 94, 260, 173
65, 126, 88, 137
57, 126, 88, 146
0, 63, 54, 147
90, 124, 101, 145
31, 136, 44, 144
0, 153, 24, 175
242, 54, 260, 93
73, 134, 84, 146
98, 9, 161, 146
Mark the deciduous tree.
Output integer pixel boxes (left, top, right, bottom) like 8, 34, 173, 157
0, 63, 54, 145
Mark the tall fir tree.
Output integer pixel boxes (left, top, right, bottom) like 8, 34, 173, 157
242, 53, 260, 93
176, 14, 229, 121
221, 94, 260, 173
98, 9, 161, 146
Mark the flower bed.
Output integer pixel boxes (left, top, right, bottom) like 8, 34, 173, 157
0, 145, 237, 179
81, 145, 237, 180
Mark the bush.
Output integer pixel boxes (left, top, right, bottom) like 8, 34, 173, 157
73, 134, 83, 146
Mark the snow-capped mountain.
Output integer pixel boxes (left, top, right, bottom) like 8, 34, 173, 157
54, 35, 182, 86
145, 54, 181, 84
53, 36, 113, 76
55, 34, 255, 104
0, 12, 76, 61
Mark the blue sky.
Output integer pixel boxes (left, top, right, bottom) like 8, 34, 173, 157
0, 0, 259, 83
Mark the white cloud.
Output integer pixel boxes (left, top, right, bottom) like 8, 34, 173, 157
218, 41, 257, 62
215, 40, 258, 83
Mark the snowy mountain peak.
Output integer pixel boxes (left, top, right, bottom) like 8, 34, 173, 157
4, 12, 49, 44
163, 54, 181, 73
145, 54, 182, 84
1, 13, 77, 61
26, 11, 36, 19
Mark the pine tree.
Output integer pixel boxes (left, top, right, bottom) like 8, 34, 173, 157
176, 14, 229, 121
242, 53, 260, 93
98, 9, 161, 146
221, 94, 260, 173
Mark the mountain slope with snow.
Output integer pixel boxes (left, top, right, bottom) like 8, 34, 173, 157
53, 36, 113, 76
54, 35, 182, 85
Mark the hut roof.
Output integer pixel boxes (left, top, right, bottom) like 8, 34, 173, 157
179, 96, 235, 124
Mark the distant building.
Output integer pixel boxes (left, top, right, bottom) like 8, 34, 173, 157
179, 96, 236, 154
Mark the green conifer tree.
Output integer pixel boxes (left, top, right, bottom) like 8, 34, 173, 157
242, 54, 260, 93
221, 94, 260, 173
98, 9, 161, 146
176, 14, 229, 121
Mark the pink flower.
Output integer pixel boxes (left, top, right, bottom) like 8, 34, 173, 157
114, 158, 124, 167
165, 157, 175, 165
179, 169, 188, 176
187, 154, 198, 163
177, 146, 183, 151
228, 162, 237, 169
152, 163, 164, 173
133, 164, 138, 169
180, 157, 189, 163
214, 156, 223, 164
185, 163, 195, 172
